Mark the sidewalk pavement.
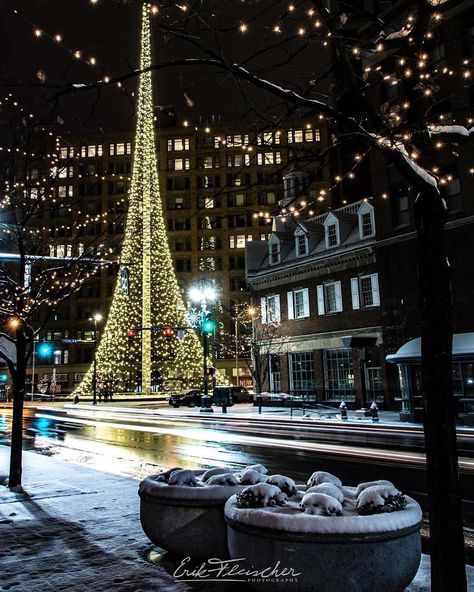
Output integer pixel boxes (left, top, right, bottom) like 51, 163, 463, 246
0, 447, 186, 592
1, 446, 474, 591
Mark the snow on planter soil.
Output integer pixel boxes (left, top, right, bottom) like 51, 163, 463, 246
224, 470, 421, 534
225, 495, 422, 534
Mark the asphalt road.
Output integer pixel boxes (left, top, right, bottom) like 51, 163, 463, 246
2, 404, 474, 525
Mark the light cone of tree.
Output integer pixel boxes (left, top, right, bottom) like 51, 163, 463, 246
75, 4, 203, 395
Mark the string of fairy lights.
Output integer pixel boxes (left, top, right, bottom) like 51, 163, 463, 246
1, 0, 472, 289
3, 0, 472, 230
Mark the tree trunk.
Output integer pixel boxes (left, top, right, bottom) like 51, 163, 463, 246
415, 193, 466, 591
9, 336, 27, 489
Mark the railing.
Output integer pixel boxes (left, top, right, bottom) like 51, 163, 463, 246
289, 391, 340, 419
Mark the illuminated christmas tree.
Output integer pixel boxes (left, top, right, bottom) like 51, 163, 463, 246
75, 3, 203, 395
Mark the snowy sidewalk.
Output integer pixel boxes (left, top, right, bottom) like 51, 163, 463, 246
0, 447, 186, 592
1, 446, 473, 591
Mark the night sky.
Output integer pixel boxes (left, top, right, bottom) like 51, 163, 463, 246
0, 0, 317, 135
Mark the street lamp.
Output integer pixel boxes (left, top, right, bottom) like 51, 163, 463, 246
234, 306, 256, 388
90, 313, 103, 405
188, 282, 217, 411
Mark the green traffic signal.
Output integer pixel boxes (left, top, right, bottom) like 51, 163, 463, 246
202, 318, 216, 333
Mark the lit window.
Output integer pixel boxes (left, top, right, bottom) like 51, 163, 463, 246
116, 143, 125, 155
174, 158, 190, 171
168, 138, 190, 151
257, 152, 281, 165
56, 245, 65, 258
58, 185, 73, 199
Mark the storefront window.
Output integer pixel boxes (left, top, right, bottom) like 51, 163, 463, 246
323, 349, 355, 401
289, 352, 315, 397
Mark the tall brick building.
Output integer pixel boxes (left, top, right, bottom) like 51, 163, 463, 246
24, 112, 330, 393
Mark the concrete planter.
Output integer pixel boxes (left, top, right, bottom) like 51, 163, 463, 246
138, 473, 243, 558
224, 495, 422, 592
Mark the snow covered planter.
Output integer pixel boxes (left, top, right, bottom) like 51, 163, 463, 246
138, 465, 273, 558
224, 473, 422, 592
139, 467, 245, 558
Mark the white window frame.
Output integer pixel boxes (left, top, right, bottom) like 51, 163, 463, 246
287, 288, 310, 320
269, 239, 280, 265
317, 282, 343, 315
358, 203, 375, 239
351, 274, 380, 309
325, 223, 339, 248
261, 294, 281, 324
295, 232, 308, 257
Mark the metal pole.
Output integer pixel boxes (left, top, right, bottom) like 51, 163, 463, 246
93, 320, 97, 405
235, 317, 239, 387
203, 330, 208, 398
31, 341, 35, 402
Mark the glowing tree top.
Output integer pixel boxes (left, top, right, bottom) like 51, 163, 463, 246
75, 3, 203, 395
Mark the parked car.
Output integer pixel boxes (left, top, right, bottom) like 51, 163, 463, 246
231, 386, 253, 403
168, 389, 204, 408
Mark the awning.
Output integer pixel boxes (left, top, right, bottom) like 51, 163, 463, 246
386, 333, 474, 364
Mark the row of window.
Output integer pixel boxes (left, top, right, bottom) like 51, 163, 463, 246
269, 207, 375, 264
59, 143, 132, 159
261, 274, 380, 323
166, 150, 283, 171
166, 171, 283, 191
174, 256, 247, 272
268, 349, 382, 402
168, 214, 269, 231
166, 128, 321, 153
172, 234, 267, 251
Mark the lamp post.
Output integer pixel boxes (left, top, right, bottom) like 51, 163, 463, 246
188, 281, 216, 410
90, 313, 103, 405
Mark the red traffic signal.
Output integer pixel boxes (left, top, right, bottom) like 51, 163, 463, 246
163, 326, 175, 340
204, 366, 215, 376
127, 328, 137, 339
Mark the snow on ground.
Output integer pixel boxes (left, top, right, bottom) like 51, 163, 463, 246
0, 446, 187, 592
1, 446, 474, 591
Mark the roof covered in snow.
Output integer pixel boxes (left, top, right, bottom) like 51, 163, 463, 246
386, 333, 474, 363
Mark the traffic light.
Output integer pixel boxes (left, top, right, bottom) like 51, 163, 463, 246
204, 366, 215, 376
127, 328, 137, 343
38, 342, 53, 358
162, 326, 175, 340
201, 313, 216, 334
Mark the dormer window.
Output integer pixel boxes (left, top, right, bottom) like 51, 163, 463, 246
269, 240, 280, 264
326, 223, 339, 248
358, 203, 375, 239
295, 233, 308, 257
